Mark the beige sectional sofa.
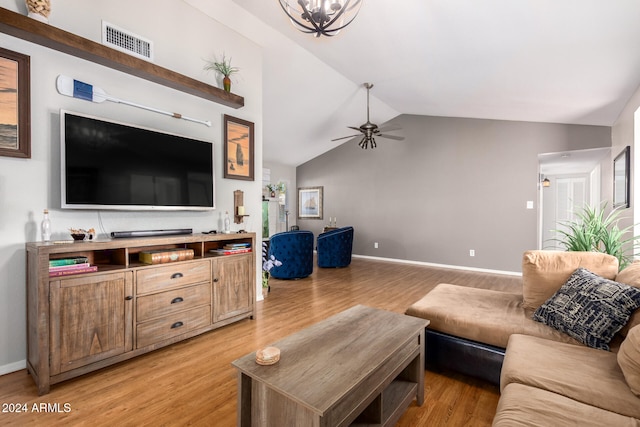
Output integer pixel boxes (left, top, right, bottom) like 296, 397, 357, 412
406, 250, 640, 426
494, 333, 640, 426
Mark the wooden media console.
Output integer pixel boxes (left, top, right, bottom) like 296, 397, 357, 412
26, 232, 256, 395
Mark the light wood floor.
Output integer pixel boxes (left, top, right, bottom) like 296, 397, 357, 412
0, 257, 521, 426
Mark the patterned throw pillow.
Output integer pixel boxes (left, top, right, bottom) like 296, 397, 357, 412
533, 267, 640, 350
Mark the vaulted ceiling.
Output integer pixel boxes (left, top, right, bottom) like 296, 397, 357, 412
200, 1, 640, 166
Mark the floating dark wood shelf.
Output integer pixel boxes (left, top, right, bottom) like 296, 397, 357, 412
0, 7, 244, 109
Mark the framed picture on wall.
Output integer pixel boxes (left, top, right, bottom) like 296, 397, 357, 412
0, 47, 30, 158
298, 186, 323, 220
223, 114, 254, 181
613, 146, 630, 209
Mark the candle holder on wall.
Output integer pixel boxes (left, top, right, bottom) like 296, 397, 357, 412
234, 190, 249, 224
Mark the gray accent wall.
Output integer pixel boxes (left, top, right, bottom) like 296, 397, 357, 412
297, 114, 611, 272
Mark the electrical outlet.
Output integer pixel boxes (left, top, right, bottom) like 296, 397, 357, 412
374, 242, 379, 249
469, 249, 475, 257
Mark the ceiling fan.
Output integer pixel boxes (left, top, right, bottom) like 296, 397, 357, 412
332, 83, 404, 149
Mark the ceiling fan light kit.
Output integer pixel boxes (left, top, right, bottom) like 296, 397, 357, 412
278, 0, 363, 38
332, 83, 404, 149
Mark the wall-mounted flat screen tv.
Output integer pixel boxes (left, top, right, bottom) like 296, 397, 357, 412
61, 110, 215, 211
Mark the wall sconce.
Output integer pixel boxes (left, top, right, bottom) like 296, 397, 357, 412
542, 178, 551, 187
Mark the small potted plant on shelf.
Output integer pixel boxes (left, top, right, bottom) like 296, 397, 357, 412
262, 241, 282, 298
266, 182, 286, 198
204, 53, 239, 93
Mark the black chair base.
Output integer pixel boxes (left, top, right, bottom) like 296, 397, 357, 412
425, 329, 505, 386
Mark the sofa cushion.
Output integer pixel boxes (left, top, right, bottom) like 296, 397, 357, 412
532, 268, 640, 350
501, 334, 640, 419
618, 325, 640, 397
616, 260, 640, 337
522, 250, 618, 310
405, 283, 581, 349
493, 383, 640, 427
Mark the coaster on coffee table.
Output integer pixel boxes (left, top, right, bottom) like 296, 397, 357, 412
256, 346, 280, 365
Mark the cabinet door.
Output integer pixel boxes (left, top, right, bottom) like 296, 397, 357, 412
213, 255, 252, 322
50, 271, 133, 375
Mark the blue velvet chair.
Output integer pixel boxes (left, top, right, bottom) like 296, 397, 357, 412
268, 230, 314, 279
317, 226, 354, 268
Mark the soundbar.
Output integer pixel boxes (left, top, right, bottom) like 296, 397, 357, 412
111, 228, 193, 238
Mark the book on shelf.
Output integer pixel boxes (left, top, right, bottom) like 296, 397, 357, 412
49, 256, 89, 267
49, 262, 91, 272
223, 243, 251, 249
139, 248, 195, 265
49, 265, 98, 277
209, 247, 252, 256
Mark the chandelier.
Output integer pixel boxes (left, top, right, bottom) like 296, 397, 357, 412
278, 0, 363, 38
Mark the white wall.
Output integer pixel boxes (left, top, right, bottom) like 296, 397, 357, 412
0, 0, 263, 373
612, 83, 640, 244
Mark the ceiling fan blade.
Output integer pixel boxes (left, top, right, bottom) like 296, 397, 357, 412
377, 125, 401, 133
348, 126, 364, 132
378, 134, 405, 141
331, 134, 361, 141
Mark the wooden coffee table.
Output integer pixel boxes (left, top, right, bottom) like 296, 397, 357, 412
232, 305, 429, 426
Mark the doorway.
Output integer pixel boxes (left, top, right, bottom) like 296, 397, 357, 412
538, 147, 611, 250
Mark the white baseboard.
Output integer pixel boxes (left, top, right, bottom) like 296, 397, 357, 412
0, 359, 26, 376
352, 254, 522, 277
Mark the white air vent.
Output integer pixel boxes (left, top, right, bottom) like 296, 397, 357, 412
102, 21, 153, 62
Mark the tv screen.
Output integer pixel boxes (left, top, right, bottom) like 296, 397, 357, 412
61, 110, 215, 211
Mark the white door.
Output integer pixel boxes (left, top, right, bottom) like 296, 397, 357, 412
543, 175, 588, 250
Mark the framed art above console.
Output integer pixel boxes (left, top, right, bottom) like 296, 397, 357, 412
223, 114, 254, 181
0, 47, 30, 159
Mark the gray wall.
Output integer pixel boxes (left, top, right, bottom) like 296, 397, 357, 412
297, 114, 611, 272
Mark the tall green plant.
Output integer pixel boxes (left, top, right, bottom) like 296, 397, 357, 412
553, 204, 638, 270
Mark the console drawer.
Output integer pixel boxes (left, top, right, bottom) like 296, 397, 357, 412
136, 305, 211, 349
136, 283, 211, 322
136, 260, 211, 294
